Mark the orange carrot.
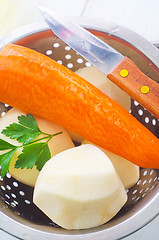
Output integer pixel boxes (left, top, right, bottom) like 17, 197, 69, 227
0, 43, 159, 169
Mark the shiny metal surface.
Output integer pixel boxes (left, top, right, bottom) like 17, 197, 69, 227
0, 19, 159, 240
39, 6, 123, 75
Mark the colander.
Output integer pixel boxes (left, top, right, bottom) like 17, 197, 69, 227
0, 18, 159, 240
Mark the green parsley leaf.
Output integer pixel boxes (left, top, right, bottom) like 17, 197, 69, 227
15, 142, 50, 170
0, 139, 16, 150
18, 114, 41, 132
0, 149, 17, 178
2, 122, 41, 145
35, 143, 51, 171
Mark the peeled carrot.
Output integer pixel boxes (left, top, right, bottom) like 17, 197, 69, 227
0, 43, 159, 169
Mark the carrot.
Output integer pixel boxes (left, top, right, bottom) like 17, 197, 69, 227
0, 43, 158, 169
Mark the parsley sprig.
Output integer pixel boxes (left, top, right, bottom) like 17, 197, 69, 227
0, 114, 62, 178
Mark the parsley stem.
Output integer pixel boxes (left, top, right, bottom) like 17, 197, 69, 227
46, 131, 63, 143
25, 131, 63, 145
40, 132, 51, 136
40, 131, 63, 137
28, 136, 51, 145
51, 131, 63, 138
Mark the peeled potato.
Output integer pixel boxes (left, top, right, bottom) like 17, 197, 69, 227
33, 144, 127, 230
0, 108, 74, 186
67, 65, 131, 142
76, 65, 131, 110
82, 139, 139, 189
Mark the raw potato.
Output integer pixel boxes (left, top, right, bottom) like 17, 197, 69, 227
76, 66, 131, 111
82, 139, 139, 189
67, 65, 131, 142
0, 108, 74, 187
33, 144, 127, 230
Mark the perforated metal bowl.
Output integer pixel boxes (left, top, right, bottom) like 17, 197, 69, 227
0, 18, 159, 240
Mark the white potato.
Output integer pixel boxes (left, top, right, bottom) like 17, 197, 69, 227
33, 144, 127, 230
67, 65, 131, 142
82, 139, 139, 189
0, 108, 74, 187
76, 65, 131, 111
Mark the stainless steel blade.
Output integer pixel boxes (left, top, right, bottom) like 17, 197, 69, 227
38, 5, 124, 75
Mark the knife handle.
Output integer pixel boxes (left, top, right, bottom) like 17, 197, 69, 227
107, 57, 159, 119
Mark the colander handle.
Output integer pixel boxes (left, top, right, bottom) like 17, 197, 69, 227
107, 57, 159, 119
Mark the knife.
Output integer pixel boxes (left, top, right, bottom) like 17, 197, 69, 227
39, 5, 159, 119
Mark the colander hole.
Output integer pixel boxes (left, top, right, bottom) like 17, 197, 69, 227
132, 189, 137, 194
138, 109, 143, 116
77, 58, 83, 63
143, 170, 148, 176
1, 185, 6, 191
14, 211, 20, 216
145, 117, 149, 123
142, 193, 147, 198
150, 170, 154, 175
132, 196, 136, 200
4, 104, 9, 107
25, 199, 31, 204
85, 62, 91, 67
145, 187, 149, 192
153, 176, 158, 182
126, 189, 129, 193
13, 200, 18, 205
5, 194, 10, 199
135, 196, 140, 201
57, 60, 63, 65
150, 185, 155, 190
19, 190, 25, 196
53, 43, 60, 48
6, 185, 11, 190
46, 50, 52, 55
1, 112, 6, 117
65, 46, 71, 51
5, 200, 10, 205
0, 176, 3, 181
65, 54, 71, 60
6, 172, 11, 178
11, 202, 16, 208
13, 181, 18, 187
137, 179, 142, 185
149, 178, 152, 183
11, 193, 16, 198
152, 119, 156, 125
67, 63, 73, 68
139, 189, 144, 193
142, 180, 147, 185
134, 100, 139, 106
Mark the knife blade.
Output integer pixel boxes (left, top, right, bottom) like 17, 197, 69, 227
39, 5, 159, 119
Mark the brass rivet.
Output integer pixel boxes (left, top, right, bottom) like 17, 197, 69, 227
141, 86, 150, 94
120, 69, 129, 77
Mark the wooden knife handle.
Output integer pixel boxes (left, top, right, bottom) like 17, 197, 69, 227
107, 57, 159, 119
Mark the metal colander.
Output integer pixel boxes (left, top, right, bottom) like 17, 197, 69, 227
0, 18, 159, 240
